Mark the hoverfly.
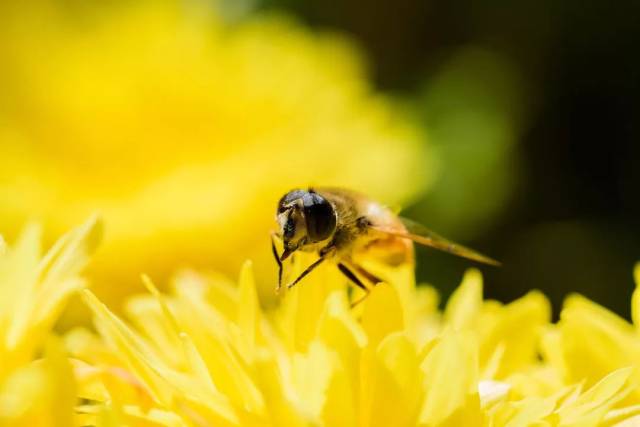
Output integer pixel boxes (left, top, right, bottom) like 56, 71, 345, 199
271, 187, 499, 305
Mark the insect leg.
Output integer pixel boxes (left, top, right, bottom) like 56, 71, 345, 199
270, 232, 283, 292
337, 263, 371, 308
349, 263, 383, 286
286, 256, 326, 290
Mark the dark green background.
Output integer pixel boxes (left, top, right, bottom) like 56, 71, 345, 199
260, 0, 640, 317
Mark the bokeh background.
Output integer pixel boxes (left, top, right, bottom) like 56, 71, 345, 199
0, 0, 638, 319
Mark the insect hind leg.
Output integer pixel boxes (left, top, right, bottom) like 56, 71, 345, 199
337, 263, 371, 308
350, 263, 383, 286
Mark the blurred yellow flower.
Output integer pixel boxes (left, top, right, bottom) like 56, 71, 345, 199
0, 0, 432, 306
0, 217, 101, 425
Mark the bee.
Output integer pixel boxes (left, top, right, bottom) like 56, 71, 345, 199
271, 187, 499, 305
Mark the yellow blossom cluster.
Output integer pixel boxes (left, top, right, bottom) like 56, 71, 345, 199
0, 0, 431, 306
2, 218, 640, 426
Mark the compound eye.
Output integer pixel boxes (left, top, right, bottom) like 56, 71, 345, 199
302, 193, 336, 242
278, 189, 305, 213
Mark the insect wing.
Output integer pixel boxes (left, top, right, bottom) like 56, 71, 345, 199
370, 216, 501, 266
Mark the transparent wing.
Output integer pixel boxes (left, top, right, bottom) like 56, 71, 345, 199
370, 216, 501, 266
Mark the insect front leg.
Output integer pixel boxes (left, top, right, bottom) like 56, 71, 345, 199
284, 245, 333, 290
286, 256, 326, 290
271, 232, 284, 293
283, 244, 337, 291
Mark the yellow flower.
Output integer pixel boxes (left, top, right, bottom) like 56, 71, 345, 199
63, 233, 640, 426
0, 1, 432, 306
1, 219, 640, 425
0, 217, 102, 425
539, 263, 640, 405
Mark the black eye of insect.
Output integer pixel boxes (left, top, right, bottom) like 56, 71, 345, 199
302, 192, 336, 242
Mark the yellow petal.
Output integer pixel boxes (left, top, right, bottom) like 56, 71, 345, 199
43, 338, 77, 427
172, 270, 239, 322
83, 290, 175, 404
237, 260, 261, 357
1, 217, 101, 382
539, 327, 564, 383
317, 291, 366, 408
64, 327, 120, 366
172, 276, 267, 414
179, 332, 219, 395
252, 355, 307, 427
480, 290, 550, 379
82, 289, 241, 425
29, 216, 102, 335
478, 380, 511, 408
444, 268, 483, 331
361, 283, 404, 347
322, 355, 357, 427
314, 292, 368, 427
418, 331, 482, 426
288, 340, 335, 422
0, 223, 42, 375
557, 367, 633, 425
0, 337, 76, 427
558, 294, 639, 387
602, 404, 640, 426
318, 291, 367, 350
125, 294, 184, 369
610, 414, 640, 427
490, 396, 555, 427
71, 359, 109, 402
141, 274, 182, 339
36, 214, 103, 295
276, 254, 345, 352
0, 223, 40, 319
631, 262, 640, 331
367, 333, 422, 427
124, 275, 184, 368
